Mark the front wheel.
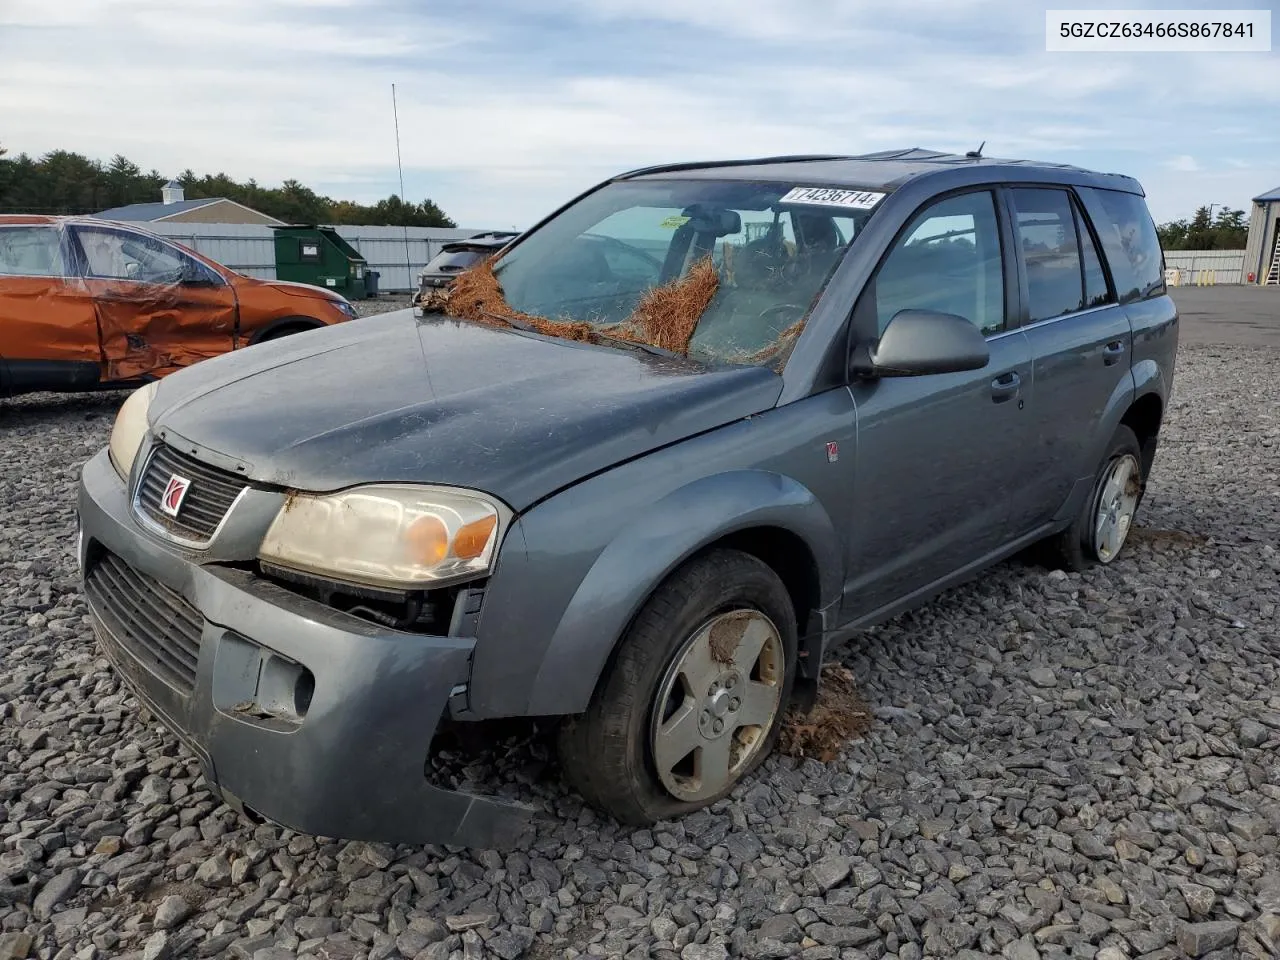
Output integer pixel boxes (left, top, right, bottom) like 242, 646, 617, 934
557, 549, 797, 825
257, 322, 321, 343
1040, 424, 1144, 571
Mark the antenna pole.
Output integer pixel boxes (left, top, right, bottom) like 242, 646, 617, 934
392, 82, 412, 296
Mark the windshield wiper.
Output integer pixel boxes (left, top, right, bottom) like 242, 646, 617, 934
480, 309, 532, 332
479, 309, 691, 363
591, 331, 687, 362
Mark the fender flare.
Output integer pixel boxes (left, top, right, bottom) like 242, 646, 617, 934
248, 315, 326, 345
1053, 370, 1141, 524
523, 469, 844, 716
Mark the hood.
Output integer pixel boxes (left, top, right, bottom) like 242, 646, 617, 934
149, 310, 784, 510
232, 274, 348, 304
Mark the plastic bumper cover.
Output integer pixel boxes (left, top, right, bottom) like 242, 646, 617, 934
77, 448, 533, 849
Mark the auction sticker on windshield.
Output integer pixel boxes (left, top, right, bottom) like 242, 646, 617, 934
780, 186, 886, 210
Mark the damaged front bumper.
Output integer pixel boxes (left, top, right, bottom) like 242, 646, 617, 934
77, 448, 533, 849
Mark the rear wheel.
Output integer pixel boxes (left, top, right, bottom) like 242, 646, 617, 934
558, 549, 797, 825
1040, 424, 1144, 571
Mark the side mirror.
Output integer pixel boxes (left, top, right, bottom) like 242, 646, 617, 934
850, 309, 990, 378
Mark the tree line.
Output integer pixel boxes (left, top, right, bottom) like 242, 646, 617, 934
1154, 205, 1249, 251
0, 144, 1257, 248
0, 144, 456, 228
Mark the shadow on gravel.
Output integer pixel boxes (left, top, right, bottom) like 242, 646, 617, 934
1, 392, 125, 428
1128, 525, 1209, 547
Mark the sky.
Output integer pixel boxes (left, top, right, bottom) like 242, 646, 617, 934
1, 0, 1276, 229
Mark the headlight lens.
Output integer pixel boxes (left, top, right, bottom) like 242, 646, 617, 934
259, 484, 512, 589
108, 381, 159, 479
334, 299, 357, 318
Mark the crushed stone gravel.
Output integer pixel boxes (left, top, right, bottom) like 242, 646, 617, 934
1, 340, 1278, 960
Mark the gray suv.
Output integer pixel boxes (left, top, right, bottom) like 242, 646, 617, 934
77, 148, 1178, 848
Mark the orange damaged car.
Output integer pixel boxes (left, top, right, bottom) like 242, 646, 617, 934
0, 215, 358, 398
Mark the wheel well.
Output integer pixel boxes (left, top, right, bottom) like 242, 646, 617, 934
708, 526, 823, 682
1120, 393, 1163, 479
252, 318, 323, 344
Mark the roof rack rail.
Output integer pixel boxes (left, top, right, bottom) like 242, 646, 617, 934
615, 154, 857, 180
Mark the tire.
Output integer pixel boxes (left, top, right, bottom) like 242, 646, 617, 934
557, 548, 797, 825
1039, 424, 1144, 572
258, 322, 319, 343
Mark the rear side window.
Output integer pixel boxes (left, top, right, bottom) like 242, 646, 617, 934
0, 227, 65, 277
1093, 190, 1165, 302
1010, 188, 1083, 323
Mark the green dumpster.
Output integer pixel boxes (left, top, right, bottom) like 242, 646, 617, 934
273, 226, 369, 299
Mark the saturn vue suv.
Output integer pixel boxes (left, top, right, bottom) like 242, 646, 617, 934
76, 148, 1177, 848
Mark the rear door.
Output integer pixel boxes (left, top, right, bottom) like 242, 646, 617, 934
0, 223, 102, 392
1004, 186, 1132, 535
69, 224, 238, 382
843, 188, 1034, 620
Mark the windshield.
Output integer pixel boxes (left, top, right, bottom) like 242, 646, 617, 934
432, 178, 880, 366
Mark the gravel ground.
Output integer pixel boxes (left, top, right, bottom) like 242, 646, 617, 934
1, 339, 1278, 960
354, 294, 415, 318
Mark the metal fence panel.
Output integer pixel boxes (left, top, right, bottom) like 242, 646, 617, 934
131, 222, 494, 290
95, 219, 1262, 291
148, 228, 278, 279
1163, 249, 1246, 285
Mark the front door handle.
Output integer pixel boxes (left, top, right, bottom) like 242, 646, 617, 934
991, 371, 1021, 403
1103, 340, 1126, 365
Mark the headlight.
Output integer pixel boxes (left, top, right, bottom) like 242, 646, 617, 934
108, 381, 160, 479
259, 484, 512, 589
334, 299, 357, 318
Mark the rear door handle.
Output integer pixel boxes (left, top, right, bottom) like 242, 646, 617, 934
991, 371, 1021, 403
1103, 340, 1126, 365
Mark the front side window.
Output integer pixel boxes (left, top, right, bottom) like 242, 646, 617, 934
0, 226, 65, 277
1011, 188, 1084, 323
483, 179, 877, 364
76, 227, 195, 283
870, 191, 1006, 335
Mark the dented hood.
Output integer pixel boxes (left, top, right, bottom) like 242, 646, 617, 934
232, 274, 351, 304
148, 309, 784, 510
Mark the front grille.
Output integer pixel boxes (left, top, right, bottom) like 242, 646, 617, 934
135, 444, 247, 544
85, 551, 203, 694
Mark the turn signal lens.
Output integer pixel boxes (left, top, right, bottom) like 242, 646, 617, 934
453, 515, 498, 560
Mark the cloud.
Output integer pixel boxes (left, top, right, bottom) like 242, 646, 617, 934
0, 0, 1276, 227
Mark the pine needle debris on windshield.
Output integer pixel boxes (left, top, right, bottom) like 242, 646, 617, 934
420, 256, 720, 356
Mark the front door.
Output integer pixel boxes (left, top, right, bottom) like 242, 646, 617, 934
70, 225, 237, 382
842, 188, 1033, 621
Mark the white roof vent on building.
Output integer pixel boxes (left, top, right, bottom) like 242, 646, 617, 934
161, 180, 185, 205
